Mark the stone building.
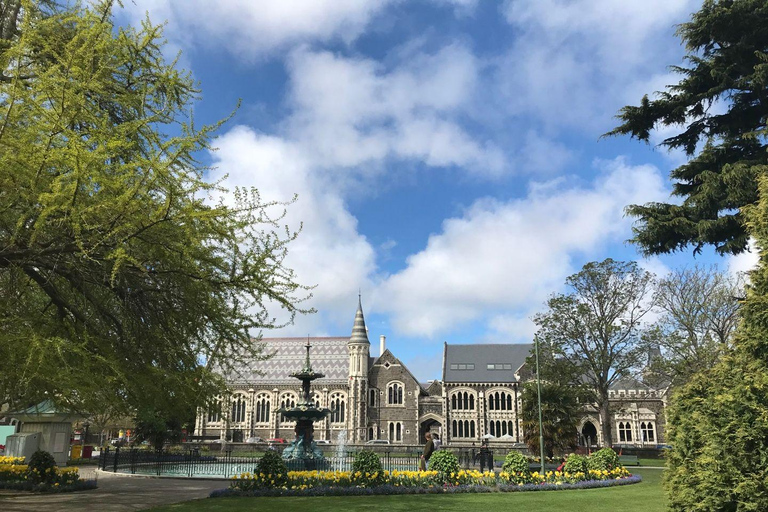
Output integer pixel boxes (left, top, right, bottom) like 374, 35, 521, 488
194, 300, 668, 449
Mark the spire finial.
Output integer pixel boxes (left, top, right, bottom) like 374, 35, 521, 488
351, 294, 370, 344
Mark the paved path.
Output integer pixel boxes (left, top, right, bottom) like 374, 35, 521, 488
0, 471, 227, 512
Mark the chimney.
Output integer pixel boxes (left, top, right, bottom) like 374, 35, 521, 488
380, 335, 386, 357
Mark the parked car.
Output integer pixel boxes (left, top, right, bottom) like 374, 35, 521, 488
315, 440, 331, 445
365, 439, 391, 445
244, 437, 264, 444
267, 438, 287, 444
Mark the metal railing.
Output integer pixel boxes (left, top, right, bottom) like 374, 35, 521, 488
99, 448, 431, 478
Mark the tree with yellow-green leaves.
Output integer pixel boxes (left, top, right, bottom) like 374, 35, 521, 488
0, 1, 311, 420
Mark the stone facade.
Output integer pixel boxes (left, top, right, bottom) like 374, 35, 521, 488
194, 301, 668, 449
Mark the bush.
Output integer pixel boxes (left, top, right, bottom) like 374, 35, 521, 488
502, 451, 529, 474
429, 450, 459, 476
256, 450, 288, 488
587, 448, 620, 471
351, 450, 384, 486
563, 453, 588, 474
27, 451, 57, 484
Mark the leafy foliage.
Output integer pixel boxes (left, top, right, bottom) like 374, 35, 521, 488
606, 0, 768, 256
663, 173, 768, 511
255, 451, 288, 488
533, 259, 655, 446
351, 450, 384, 485
587, 448, 620, 472
501, 451, 529, 474
428, 450, 459, 476
0, 1, 310, 415
26, 451, 56, 484
520, 381, 587, 458
563, 454, 588, 474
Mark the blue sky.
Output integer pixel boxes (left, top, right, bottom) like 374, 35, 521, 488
119, 0, 757, 381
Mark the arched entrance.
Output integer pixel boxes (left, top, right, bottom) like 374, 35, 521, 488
418, 414, 442, 444
580, 421, 598, 447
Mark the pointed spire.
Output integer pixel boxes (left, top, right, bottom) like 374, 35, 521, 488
350, 293, 370, 344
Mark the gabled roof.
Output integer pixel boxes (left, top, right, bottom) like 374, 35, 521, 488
225, 337, 349, 384
443, 343, 533, 383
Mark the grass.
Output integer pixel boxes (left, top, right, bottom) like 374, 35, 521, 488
146, 468, 665, 512
638, 458, 665, 467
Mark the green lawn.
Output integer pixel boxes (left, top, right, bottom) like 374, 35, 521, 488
146, 468, 665, 512
638, 458, 665, 467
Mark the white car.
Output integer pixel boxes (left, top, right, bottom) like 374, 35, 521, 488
365, 440, 391, 445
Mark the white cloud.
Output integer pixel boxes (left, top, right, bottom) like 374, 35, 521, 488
283, 45, 506, 177
377, 158, 669, 337
122, 0, 392, 59
728, 238, 760, 276
122, 0, 480, 59
496, 0, 700, 130
208, 126, 377, 335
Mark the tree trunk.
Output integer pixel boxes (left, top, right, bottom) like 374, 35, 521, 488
599, 395, 612, 447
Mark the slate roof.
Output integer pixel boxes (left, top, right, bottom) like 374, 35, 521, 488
443, 343, 533, 383
226, 337, 350, 384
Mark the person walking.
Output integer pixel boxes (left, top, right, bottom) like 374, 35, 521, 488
420, 432, 434, 471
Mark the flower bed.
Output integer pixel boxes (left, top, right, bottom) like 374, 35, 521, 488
0, 452, 97, 493
216, 467, 639, 498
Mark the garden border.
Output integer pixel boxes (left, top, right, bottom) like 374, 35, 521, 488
209, 474, 642, 498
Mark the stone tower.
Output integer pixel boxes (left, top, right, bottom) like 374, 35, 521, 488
348, 296, 370, 442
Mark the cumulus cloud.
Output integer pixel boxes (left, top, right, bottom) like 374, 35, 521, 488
283, 45, 506, 177
207, 126, 377, 335
377, 158, 669, 338
496, 0, 701, 130
122, 0, 479, 59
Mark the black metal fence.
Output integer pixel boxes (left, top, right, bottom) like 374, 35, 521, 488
99, 448, 431, 478
99, 446, 500, 478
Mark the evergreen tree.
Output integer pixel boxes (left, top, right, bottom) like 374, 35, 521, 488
664, 174, 768, 510
606, 0, 768, 256
0, 2, 310, 415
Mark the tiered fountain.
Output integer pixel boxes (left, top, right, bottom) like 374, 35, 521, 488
277, 341, 332, 469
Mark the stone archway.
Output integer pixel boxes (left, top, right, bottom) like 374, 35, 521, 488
580, 421, 598, 447
418, 413, 443, 444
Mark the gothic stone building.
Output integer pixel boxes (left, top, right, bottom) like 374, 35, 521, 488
194, 301, 667, 448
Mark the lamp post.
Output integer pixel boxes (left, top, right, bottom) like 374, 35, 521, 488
535, 336, 545, 474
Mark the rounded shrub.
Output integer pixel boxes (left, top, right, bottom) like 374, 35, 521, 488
429, 450, 459, 475
352, 450, 384, 486
27, 450, 57, 484
587, 448, 620, 471
563, 453, 588, 474
502, 451, 529, 474
256, 450, 288, 488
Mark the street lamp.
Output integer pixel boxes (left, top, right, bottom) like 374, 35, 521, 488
534, 336, 545, 474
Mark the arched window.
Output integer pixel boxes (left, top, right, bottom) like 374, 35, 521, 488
369, 389, 377, 406
641, 422, 655, 443
507, 421, 514, 437
389, 422, 402, 442
312, 393, 322, 409
280, 394, 297, 422
619, 422, 633, 442
501, 420, 507, 436
368, 427, 374, 440
470, 421, 476, 438
469, 395, 475, 410
330, 393, 346, 423
207, 398, 221, 423
388, 382, 403, 405
489, 421, 495, 436
496, 420, 501, 436
495, 392, 501, 410
231, 396, 247, 424
506, 394, 513, 410
451, 394, 457, 409
255, 394, 271, 423
452, 420, 458, 437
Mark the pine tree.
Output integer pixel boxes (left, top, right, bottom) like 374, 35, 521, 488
607, 0, 768, 256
